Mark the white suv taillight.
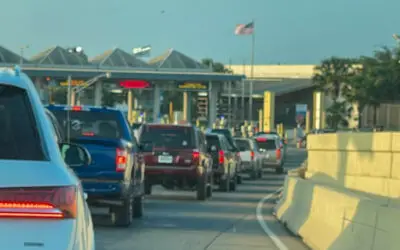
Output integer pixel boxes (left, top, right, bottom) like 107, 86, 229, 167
0, 186, 77, 219
116, 148, 129, 172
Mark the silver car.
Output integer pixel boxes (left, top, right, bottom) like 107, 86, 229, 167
234, 138, 263, 179
0, 66, 95, 250
254, 134, 285, 174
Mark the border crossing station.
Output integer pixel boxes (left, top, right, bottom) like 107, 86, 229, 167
0, 45, 325, 131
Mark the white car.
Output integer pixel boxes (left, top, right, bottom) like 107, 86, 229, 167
0, 66, 95, 250
234, 138, 263, 179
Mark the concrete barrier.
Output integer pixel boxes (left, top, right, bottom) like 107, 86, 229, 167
275, 132, 400, 249
275, 176, 400, 250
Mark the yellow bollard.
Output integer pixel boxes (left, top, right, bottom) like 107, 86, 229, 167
305, 110, 310, 134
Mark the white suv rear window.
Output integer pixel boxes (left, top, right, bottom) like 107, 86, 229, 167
0, 85, 45, 161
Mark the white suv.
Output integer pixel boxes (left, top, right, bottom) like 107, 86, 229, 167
0, 66, 95, 250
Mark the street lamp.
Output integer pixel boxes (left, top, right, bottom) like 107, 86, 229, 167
20, 45, 29, 66
69, 72, 112, 106
67, 46, 84, 54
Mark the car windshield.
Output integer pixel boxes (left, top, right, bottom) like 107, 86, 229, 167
211, 129, 235, 147
140, 126, 194, 151
255, 140, 277, 150
235, 139, 251, 151
206, 135, 221, 151
0, 85, 45, 161
50, 110, 123, 139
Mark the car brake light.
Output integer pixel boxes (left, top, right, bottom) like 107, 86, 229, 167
250, 151, 255, 161
116, 148, 129, 172
256, 137, 267, 142
72, 106, 82, 111
82, 132, 94, 136
218, 150, 224, 164
192, 150, 200, 164
0, 186, 77, 219
276, 148, 281, 160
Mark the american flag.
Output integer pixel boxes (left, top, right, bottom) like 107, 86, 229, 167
235, 21, 254, 35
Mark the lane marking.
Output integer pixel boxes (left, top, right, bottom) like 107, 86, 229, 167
256, 187, 288, 250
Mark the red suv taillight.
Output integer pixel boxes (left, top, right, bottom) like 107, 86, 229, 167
250, 151, 255, 161
192, 150, 200, 165
218, 150, 224, 164
276, 148, 282, 160
0, 186, 77, 219
116, 148, 129, 172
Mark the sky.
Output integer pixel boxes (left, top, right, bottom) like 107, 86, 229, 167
3, 0, 400, 65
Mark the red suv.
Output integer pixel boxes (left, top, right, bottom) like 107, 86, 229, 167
138, 124, 213, 200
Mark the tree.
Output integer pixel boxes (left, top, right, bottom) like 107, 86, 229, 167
312, 57, 357, 127
201, 58, 233, 73
344, 47, 400, 126
312, 57, 357, 102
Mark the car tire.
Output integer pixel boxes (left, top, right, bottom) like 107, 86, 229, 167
236, 175, 242, 184
144, 182, 152, 195
258, 169, 263, 178
132, 196, 143, 218
276, 166, 284, 174
196, 176, 207, 201
219, 178, 230, 192
110, 195, 133, 227
229, 177, 237, 191
206, 174, 213, 198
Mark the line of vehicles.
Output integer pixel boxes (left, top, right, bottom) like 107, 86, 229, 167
0, 67, 288, 250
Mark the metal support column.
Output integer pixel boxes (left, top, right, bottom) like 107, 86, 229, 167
228, 81, 232, 128
208, 81, 217, 128
152, 84, 161, 122
241, 79, 245, 121
94, 81, 103, 106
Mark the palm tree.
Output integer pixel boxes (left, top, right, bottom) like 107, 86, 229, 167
201, 58, 232, 73
312, 57, 357, 128
312, 57, 357, 102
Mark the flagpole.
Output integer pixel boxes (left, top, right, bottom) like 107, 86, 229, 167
248, 19, 255, 122
241, 59, 246, 122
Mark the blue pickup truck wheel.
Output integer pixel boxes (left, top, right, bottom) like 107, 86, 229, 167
196, 175, 207, 201
133, 196, 143, 218
110, 195, 133, 227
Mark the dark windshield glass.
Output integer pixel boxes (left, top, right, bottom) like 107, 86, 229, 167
211, 129, 235, 147
140, 126, 194, 151
0, 85, 45, 161
132, 123, 142, 130
235, 139, 251, 151
206, 135, 221, 151
50, 110, 123, 139
256, 140, 277, 150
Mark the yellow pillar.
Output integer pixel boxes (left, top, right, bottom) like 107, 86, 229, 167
263, 91, 275, 132
313, 91, 325, 129
127, 89, 133, 125
305, 110, 311, 134
169, 101, 174, 124
321, 111, 326, 129
183, 92, 188, 121
258, 109, 263, 132
70, 90, 76, 106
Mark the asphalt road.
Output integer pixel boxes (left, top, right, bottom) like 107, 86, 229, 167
94, 147, 309, 250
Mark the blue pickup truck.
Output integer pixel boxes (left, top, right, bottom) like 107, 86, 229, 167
46, 105, 145, 227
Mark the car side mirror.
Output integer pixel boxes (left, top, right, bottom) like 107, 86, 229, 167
59, 142, 92, 167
